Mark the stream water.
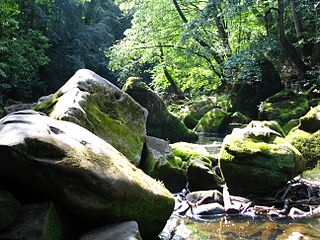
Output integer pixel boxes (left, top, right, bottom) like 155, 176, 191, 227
160, 134, 320, 240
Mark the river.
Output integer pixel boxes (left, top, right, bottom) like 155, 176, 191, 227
160, 133, 320, 240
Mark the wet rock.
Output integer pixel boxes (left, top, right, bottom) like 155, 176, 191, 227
141, 136, 186, 192
187, 203, 225, 216
34, 69, 147, 166
259, 89, 309, 126
187, 158, 224, 191
0, 202, 69, 240
0, 110, 174, 237
186, 190, 223, 205
219, 122, 306, 196
286, 105, 320, 167
79, 221, 142, 240
194, 108, 230, 133
122, 77, 198, 143
0, 190, 20, 231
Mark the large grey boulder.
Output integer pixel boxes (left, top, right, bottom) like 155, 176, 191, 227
34, 69, 147, 166
0, 110, 174, 237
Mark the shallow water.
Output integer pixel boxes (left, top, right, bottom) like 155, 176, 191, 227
160, 216, 320, 240
160, 133, 320, 240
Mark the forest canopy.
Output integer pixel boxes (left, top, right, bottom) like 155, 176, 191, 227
0, 0, 319, 107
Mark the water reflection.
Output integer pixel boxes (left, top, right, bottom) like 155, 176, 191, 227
160, 216, 320, 240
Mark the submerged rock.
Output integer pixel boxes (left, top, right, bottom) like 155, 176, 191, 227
141, 136, 186, 192
79, 221, 142, 240
194, 108, 230, 133
0, 191, 20, 231
219, 122, 306, 196
286, 105, 320, 167
0, 110, 174, 237
123, 77, 198, 143
259, 89, 309, 126
34, 69, 147, 166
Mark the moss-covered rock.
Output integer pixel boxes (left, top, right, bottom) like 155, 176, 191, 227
34, 69, 147, 166
0, 202, 69, 240
123, 77, 198, 143
230, 112, 251, 124
169, 96, 232, 129
286, 106, 320, 168
0, 191, 20, 231
141, 136, 187, 192
0, 110, 174, 237
218, 123, 306, 196
194, 108, 230, 133
248, 120, 286, 137
170, 142, 223, 191
282, 119, 299, 135
259, 89, 310, 126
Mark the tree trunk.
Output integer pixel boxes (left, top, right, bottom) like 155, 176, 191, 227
290, 0, 303, 38
278, 0, 308, 77
159, 46, 184, 98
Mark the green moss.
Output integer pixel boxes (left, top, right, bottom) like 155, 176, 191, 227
194, 108, 229, 133
286, 128, 320, 168
83, 94, 144, 165
259, 90, 310, 125
44, 203, 64, 240
171, 142, 217, 168
33, 93, 61, 115
282, 119, 299, 135
219, 126, 306, 195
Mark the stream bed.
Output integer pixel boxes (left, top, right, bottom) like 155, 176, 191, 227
160, 133, 320, 240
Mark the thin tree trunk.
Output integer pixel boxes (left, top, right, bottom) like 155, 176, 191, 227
159, 45, 184, 98
278, 0, 308, 77
290, 0, 303, 38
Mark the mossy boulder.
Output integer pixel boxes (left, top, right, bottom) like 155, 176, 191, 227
169, 96, 232, 129
231, 112, 251, 124
34, 69, 147, 166
286, 106, 320, 167
0, 202, 69, 240
123, 77, 198, 143
194, 108, 230, 133
0, 110, 174, 237
259, 89, 310, 126
219, 123, 306, 196
170, 142, 223, 191
248, 120, 286, 137
283, 119, 300, 135
0, 191, 20, 231
141, 136, 187, 192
